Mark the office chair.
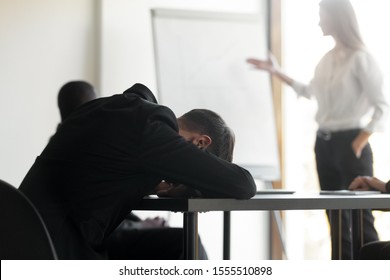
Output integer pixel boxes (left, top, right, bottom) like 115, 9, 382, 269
0, 179, 57, 259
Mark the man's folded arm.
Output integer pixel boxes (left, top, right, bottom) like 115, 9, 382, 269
140, 114, 256, 199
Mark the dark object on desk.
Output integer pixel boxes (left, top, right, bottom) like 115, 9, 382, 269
0, 179, 57, 260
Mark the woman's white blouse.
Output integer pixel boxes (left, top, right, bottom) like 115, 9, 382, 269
291, 48, 389, 133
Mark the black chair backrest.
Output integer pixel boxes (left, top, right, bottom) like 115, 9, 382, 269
0, 179, 57, 259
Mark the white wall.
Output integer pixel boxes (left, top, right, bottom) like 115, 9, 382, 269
0, 0, 98, 187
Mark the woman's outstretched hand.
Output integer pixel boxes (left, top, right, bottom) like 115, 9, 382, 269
246, 53, 280, 73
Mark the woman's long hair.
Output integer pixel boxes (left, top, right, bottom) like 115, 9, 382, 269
319, 0, 365, 50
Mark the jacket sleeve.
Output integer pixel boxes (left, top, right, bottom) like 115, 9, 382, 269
139, 107, 257, 199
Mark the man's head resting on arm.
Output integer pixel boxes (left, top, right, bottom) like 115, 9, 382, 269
156, 109, 236, 197
178, 109, 235, 162
57, 82, 238, 198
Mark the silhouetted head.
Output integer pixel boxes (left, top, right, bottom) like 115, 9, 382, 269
178, 109, 235, 162
58, 81, 96, 121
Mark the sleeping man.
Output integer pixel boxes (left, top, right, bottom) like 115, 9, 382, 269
19, 83, 256, 259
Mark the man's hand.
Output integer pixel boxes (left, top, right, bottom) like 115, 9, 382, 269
349, 176, 386, 192
154, 181, 172, 193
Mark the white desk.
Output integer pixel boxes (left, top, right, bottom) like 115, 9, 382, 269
136, 193, 390, 259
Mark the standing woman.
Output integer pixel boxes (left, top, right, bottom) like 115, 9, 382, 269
247, 0, 389, 259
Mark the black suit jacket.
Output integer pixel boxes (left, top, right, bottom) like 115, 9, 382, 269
19, 83, 256, 259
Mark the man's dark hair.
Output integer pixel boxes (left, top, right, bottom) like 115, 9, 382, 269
178, 109, 235, 162
58, 81, 96, 121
